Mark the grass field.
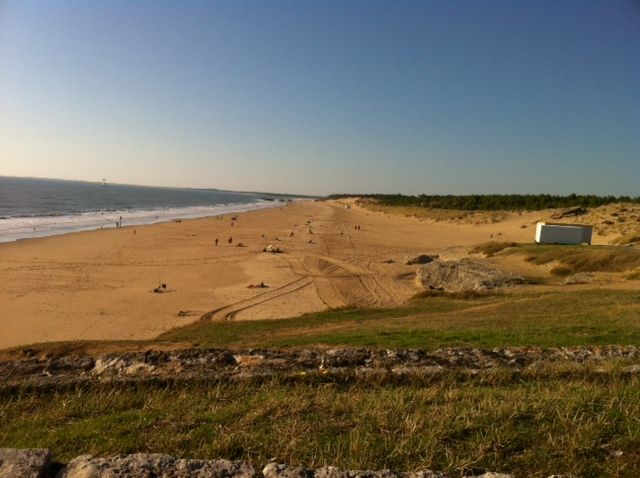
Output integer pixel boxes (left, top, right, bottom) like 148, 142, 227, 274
2, 370, 639, 477
3, 288, 640, 477
158, 289, 640, 350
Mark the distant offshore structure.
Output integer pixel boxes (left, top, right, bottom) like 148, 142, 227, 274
102, 178, 107, 186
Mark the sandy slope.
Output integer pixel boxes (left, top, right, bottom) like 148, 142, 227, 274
0, 199, 624, 349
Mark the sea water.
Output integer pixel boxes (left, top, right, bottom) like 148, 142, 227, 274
0, 177, 291, 243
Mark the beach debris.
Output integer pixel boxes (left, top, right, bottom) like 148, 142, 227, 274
406, 254, 438, 265
263, 244, 283, 253
235, 242, 246, 247
174, 219, 182, 223
177, 310, 198, 317
382, 259, 395, 264
551, 206, 587, 219
416, 259, 525, 292
248, 282, 268, 289
153, 283, 168, 293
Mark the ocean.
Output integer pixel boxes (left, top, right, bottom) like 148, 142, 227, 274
0, 177, 292, 243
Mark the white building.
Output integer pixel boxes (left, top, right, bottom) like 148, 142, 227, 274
535, 222, 593, 245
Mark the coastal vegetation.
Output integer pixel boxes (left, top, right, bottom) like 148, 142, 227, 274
16, 288, 640, 356
3, 288, 640, 477
507, 244, 640, 276
328, 193, 640, 211
2, 369, 639, 477
159, 288, 640, 349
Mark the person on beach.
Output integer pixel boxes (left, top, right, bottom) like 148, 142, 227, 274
228, 236, 232, 245
215, 238, 219, 246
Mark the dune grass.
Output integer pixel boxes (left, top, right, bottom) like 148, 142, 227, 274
510, 244, 640, 276
469, 241, 518, 257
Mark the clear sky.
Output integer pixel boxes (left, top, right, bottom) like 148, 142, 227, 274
1, 1, 638, 196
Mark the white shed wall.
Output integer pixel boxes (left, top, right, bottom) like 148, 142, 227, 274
535, 223, 592, 245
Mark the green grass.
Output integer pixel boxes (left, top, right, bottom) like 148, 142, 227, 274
156, 289, 640, 349
2, 373, 640, 477
4, 286, 640, 476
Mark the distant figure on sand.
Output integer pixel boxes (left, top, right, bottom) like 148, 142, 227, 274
215, 238, 219, 246
228, 237, 232, 245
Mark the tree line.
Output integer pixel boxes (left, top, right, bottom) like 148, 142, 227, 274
327, 194, 639, 211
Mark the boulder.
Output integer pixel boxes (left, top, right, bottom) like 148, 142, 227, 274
57, 454, 254, 478
416, 259, 525, 292
0, 448, 51, 478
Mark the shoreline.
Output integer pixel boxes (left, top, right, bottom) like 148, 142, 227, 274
0, 199, 290, 244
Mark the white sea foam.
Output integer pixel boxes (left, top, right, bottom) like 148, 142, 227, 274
0, 199, 285, 243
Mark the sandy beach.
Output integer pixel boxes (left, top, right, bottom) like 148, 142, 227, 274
0, 199, 622, 349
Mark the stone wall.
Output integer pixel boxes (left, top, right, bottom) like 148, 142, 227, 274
3, 346, 639, 388
0, 449, 572, 478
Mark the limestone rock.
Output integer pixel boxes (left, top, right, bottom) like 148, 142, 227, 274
0, 448, 51, 478
416, 259, 525, 292
262, 463, 447, 478
57, 454, 254, 478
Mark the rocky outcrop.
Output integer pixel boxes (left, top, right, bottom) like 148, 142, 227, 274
0, 450, 592, 478
0, 448, 51, 478
416, 259, 525, 292
58, 454, 254, 478
3, 346, 640, 388
262, 463, 448, 478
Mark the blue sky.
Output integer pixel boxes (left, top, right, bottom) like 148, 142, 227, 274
1, 1, 638, 195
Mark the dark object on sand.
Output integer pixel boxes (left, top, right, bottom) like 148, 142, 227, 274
248, 282, 269, 289
551, 206, 587, 219
406, 254, 438, 265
